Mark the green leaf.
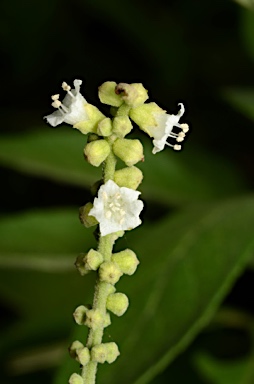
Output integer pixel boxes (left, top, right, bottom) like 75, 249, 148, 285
223, 88, 254, 122
0, 208, 96, 321
54, 196, 254, 384
0, 209, 95, 358
0, 129, 246, 204
193, 352, 254, 384
0, 128, 100, 187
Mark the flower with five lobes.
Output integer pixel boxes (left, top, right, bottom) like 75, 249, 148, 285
89, 180, 143, 236
130, 102, 189, 154
44, 79, 88, 127
149, 103, 189, 154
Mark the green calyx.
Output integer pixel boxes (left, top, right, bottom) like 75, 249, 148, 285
112, 249, 140, 275
84, 139, 111, 167
113, 138, 144, 166
99, 261, 123, 285
79, 203, 98, 228
129, 102, 165, 134
112, 115, 133, 137
73, 104, 105, 134
98, 81, 123, 107
91, 342, 120, 364
115, 83, 148, 107
106, 292, 129, 316
114, 166, 143, 190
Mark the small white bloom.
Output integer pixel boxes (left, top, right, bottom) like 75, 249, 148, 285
44, 79, 89, 127
89, 180, 143, 236
148, 103, 188, 154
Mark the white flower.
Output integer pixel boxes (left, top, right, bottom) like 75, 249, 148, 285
89, 180, 144, 236
148, 103, 189, 154
44, 79, 89, 127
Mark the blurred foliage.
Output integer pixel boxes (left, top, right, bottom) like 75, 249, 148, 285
0, 0, 254, 384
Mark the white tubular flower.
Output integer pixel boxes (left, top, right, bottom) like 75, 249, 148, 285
149, 103, 188, 154
89, 180, 143, 236
44, 79, 88, 127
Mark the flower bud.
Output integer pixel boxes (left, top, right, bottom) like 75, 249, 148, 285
114, 166, 143, 190
98, 81, 123, 107
99, 261, 123, 285
90, 342, 120, 364
91, 344, 107, 364
106, 292, 129, 316
84, 139, 110, 167
129, 102, 165, 135
112, 116, 133, 137
73, 104, 105, 134
69, 373, 83, 384
115, 83, 148, 107
113, 138, 144, 166
73, 305, 90, 325
84, 309, 104, 330
76, 347, 90, 366
112, 249, 139, 275
79, 203, 98, 228
85, 249, 104, 271
69, 340, 84, 359
104, 342, 120, 364
97, 117, 113, 137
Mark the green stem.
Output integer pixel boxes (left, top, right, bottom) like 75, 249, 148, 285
82, 145, 117, 384
103, 139, 117, 182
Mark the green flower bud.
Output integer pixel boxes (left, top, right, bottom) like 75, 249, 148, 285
99, 261, 123, 285
114, 166, 143, 190
104, 312, 111, 328
113, 138, 144, 166
79, 203, 98, 228
105, 342, 120, 364
85, 249, 104, 271
73, 305, 90, 325
97, 117, 113, 137
74, 104, 105, 134
76, 347, 90, 366
91, 344, 107, 364
112, 249, 140, 275
85, 309, 104, 330
75, 249, 103, 275
112, 116, 133, 137
98, 81, 123, 107
115, 83, 148, 107
84, 139, 110, 167
129, 102, 165, 135
69, 340, 84, 359
69, 373, 83, 384
106, 292, 129, 316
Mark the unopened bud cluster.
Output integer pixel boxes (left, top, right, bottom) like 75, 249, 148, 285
45, 79, 189, 383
